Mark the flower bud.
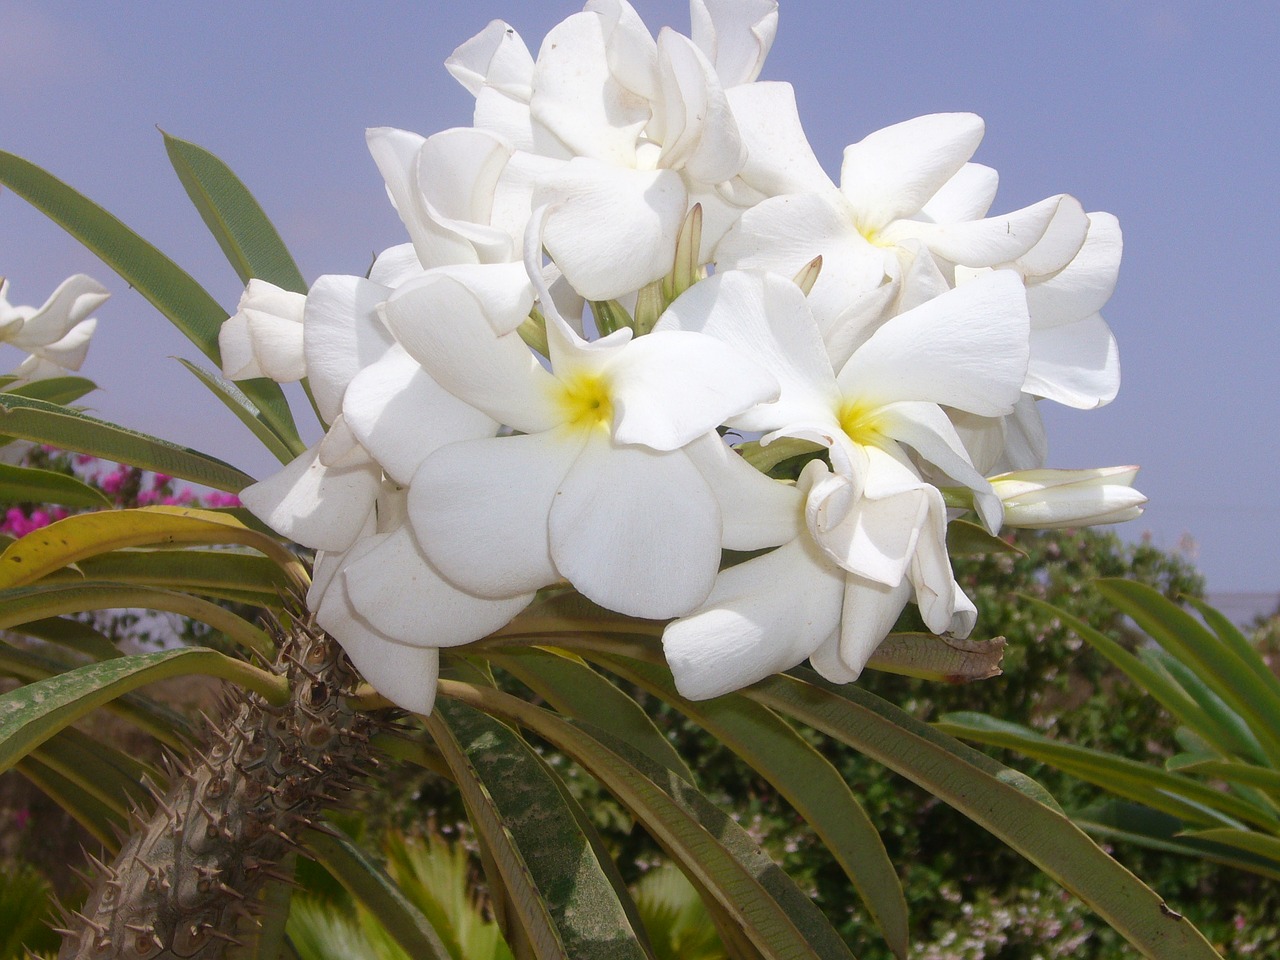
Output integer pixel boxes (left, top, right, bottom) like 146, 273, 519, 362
990, 466, 1145, 529
219, 280, 306, 381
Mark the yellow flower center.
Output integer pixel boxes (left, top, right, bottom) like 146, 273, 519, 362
838, 399, 884, 447
555, 370, 614, 431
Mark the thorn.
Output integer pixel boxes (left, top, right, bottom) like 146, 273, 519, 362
202, 928, 245, 947
71, 912, 108, 937
216, 881, 247, 901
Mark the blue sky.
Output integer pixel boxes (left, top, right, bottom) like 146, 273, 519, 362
2, 1, 1277, 592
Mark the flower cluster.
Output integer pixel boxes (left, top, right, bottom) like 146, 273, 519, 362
222, 0, 1142, 713
0, 274, 108, 383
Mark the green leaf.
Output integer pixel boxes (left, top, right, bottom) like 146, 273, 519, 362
177, 358, 304, 462
3, 374, 98, 406
428, 698, 651, 960
1095, 579, 1280, 767
493, 649, 694, 782
946, 518, 1026, 556
937, 712, 1275, 831
438, 679, 857, 960
588, 651, 909, 959
0, 461, 112, 509
1185, 596, 1280, 703
1179, 828, 1280, 863
0, 393, 255, 492
0, 639, 195, 746
0, 646, 287, 774
27, 725, 155, 824
0, 581, 275, 659
60, 547, 295, 602
162, 130, 308, 292
753, 672, 1223, 960
302, 826, 453, 960
1143, 648, 1268, 765
0, 505, 304, 591
1076, 800, 1280, 881
1024, 595, 1229, 755
0, 149, 303, 453
1165, 756, 1280, 795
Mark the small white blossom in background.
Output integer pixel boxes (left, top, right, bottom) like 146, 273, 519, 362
220, 0, 1143, 713
0, 274, 108, 384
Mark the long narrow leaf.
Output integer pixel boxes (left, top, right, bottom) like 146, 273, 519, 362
586, 650, 910, 959
303, 827, 453, 960
752, 671, 1223, 960
62, 548, 295, 600
428, 698, 652, 960
163, 131, 308, 292
1184, 596, 1280, 702
1096, 579, 1280, 766
0, 149, 303, 452
1144, 649, 1268, 765
0, 461, 112, 509
0, 581, 274, 658
438, 679, 857, 960
0, 641, 194, 745
0, 646, 287, 774
938, 712, 1274, 831
7, 616, 121, 660
494, 650, 693, 781
0, 393, 255, 492
0, 505, 305, 591
4, 375, 98, 406
177, 358, 304, 462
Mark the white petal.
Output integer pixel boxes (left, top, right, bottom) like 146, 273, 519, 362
343, 525, 532, 646
343, 346, 498, 485
584, 0, 660, 102
414, 128, 516, 264
529, 11, 648, 165
551, 437, 721, 618
240, 443, 380, 552
685, 432, 801, 550
1014, 195, 1089, 278
31, 318, 96, 372
366, 127, 479, 268
840, 113, 985, 230
724, 82, 830, 196
1024, 313, 1120, 409
805, 464, 929, 586
607, 329, 777, 450
837, 270, 1029, 417
8, 274, 109, 348
244, 309, 306, 381
381, 270, 559, 433
663, 534, 843, 700
888, 195, 1063, 267
303, 275, 395, 423
920, 163, 999, 223
655, 30, 745, 185
409, 432, 580, 598
315, 575, 441, 715
689, 0, 778, 87
714, 192, 888, 338
1027, 213, 1122, 326
369, 244, 424, 287
998, 396, 1049, 472
446, 20, 535, 100
810, 575, 912, 684
656, 270, 838, 432
535, 160, 688, 301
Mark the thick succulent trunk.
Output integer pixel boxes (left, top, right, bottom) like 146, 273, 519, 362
58, 617, 377, 959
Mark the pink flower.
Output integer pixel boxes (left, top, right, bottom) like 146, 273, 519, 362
99, 469, 128, 495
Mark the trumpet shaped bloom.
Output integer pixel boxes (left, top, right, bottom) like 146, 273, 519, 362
991, 466, 1145, 529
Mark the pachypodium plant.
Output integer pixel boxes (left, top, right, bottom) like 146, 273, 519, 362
0, 2, 1227, 959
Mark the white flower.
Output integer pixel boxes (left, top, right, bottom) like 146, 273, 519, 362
0, 274, 108, 382
716, 113, 1064, 363
218, 279, 307, 382
381, 212, 779, 618
990, 466, 1145, 529
662, 459, 975, 700
447, 1, 807, 300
